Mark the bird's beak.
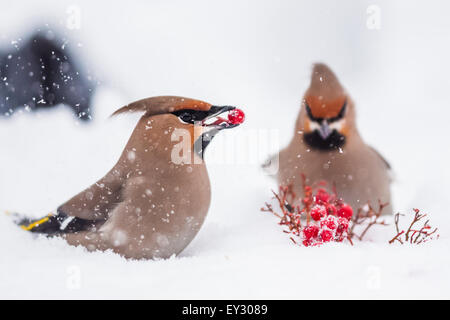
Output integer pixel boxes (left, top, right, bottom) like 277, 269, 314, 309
194, 105, 241, 158
200, 106, 240, 130
318, 120, 332, 140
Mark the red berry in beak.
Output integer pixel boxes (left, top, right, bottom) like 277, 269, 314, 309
228, 109, 245, 125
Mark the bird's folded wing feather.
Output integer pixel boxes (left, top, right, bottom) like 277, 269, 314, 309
58, 171, 124, 221
368, 145, 391, 170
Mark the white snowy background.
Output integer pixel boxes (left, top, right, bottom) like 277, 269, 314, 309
1, 0, 450, 299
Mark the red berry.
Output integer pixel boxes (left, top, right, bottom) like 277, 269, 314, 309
327, 204, 337, 216
315, 188, 330, 203
336, 217, 349, 234
227, 109, 245, 124
320, 229, 334, 242
320, 216, 337, 230
303, 225, 319, 240
337, 204, 353, 220
310, 205, 327, 221
302, 239, 311, 247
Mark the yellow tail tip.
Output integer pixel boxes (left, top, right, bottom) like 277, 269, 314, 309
20, 216, 51, 231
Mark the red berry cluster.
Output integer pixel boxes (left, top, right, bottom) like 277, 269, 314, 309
261, 178, 354, 247
302, 188, 353, 247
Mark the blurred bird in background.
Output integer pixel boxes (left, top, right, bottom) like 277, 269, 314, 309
265, 63, 392, 213
0, 29, 96, 120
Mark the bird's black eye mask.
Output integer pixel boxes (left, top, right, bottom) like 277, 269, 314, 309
172, 105, 243, 159
172, 106, 237, 126
304, 100, 347, 151
305, 99, 347, 123
172, 109, 211, 124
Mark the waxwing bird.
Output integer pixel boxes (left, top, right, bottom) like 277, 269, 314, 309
15, 96, 244, 259
265, 63, 392, 213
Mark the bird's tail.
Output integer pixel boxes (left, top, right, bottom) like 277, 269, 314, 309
8, 210, 94, 235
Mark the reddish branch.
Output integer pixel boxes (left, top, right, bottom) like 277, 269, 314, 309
261, 185, 303, 236
262, 179, 439, 247
348, 200, 389, 241
389, 208, 439, 245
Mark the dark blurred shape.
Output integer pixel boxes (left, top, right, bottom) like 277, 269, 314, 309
0, 31, 96, 120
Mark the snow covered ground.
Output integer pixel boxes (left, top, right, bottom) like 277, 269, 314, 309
1, 0, 450, 299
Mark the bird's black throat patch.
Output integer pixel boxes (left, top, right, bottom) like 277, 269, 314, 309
194, 128, 221, 159
304, 130, 346, 151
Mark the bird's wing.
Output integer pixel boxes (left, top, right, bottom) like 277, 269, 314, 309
16, 170, 124, 235
58, 171, 124, 221
368, 145, 391, 170
368, 145, 395, 183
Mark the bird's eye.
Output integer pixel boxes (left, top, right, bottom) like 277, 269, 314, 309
172, 109, 210, 123
179, 112, 193, 123
328, 100, 347, 123
337, 100, 347, 118
305, 102, 314, 120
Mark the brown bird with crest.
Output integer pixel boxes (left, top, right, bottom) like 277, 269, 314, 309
265, 63, 392, 213
16, 96, 244, 259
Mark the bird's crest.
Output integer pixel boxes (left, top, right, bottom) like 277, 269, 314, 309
304, 63, 347, 120
111, 96, 211, 117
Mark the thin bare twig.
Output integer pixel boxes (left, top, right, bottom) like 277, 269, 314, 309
348, 200, 389, 241
389, 208, 438, 245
